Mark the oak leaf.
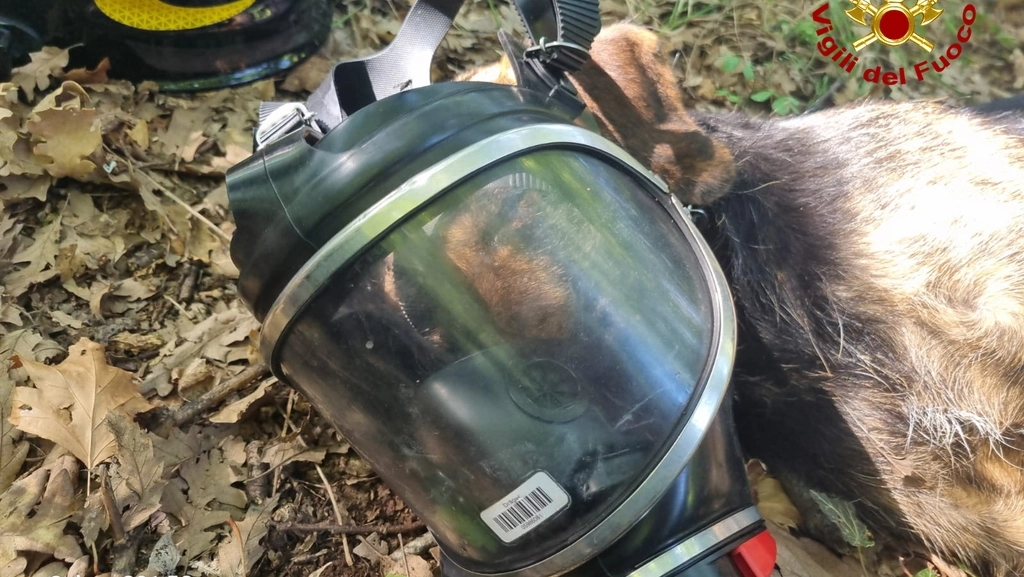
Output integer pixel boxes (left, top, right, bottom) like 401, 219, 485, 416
106, 412, 168, 532
25, 82, 102, 180
10, 338, 153, 469
214, 493, 281, 576
10, 47, 71, 101
0, 366, 29, 492
2, 213, 62, 298
0, 455, 79, 568
162, 481, 230, 563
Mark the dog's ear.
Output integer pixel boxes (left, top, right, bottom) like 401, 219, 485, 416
569, 23, 735, 205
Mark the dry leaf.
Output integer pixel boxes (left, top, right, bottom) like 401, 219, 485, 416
0, 175, 51, 204
25, 82, 102, 179
152, 425, 233, 473
214, 493, 281, 576
0, 456, 80, 568
107, 411, 168, 532
11, 47, 71, 101
748, 459, 802, 531
49, 310, 84, 330
260, 434, 327, 470
3, 213, 62, 298
63, 58, 111, 85
142, 306, 258, 396
179, 449, 247, 510
162, 482, 230, 563
0, 365, 29, 492
0, 329, 62, 364
281, 55, 334, 93
10, 338, 154, 469
159, 107, 209, 162
209, 379, 273, 424
382, 553, 433, 577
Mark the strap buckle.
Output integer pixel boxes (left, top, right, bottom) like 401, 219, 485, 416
254, 102, 321, 150
523, 38, 590, 72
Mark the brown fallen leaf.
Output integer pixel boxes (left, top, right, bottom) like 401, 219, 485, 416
0, 328, 62, 364
0, 174, 51, 204
209, 379, 273, 424
179, 448, 248, 510
159, 107, 210, 163
106, 411, 168, 532
260, 434, 327, 470
63, 58, 112, 85
0, 364, 29, 493
382, 553, 433, 577
10, 46, 71, 101
3, 212, 62, 298
161, 480, 231, 563
25, 82, 102, 180
748, 459, 802, 531
143, 306, 258, 396
10, 338, 154, 470
0, 455, 80, 569
214, 493, 282, 576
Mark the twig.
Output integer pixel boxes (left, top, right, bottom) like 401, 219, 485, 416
150, 362, 270, 436
273, 389, 297, 496
315, 463, 355, 566
399, 533, 411, 577
137, 169, 232, 244
270, 521, 427, 535
162, 294, 193, 320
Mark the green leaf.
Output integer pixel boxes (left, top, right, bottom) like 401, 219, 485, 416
726, 93, 742, 104
742, 62, 755, 82
772, 96, 802, 116
794, 20, 819, 45
750, 90, 774, 103
721, 54, 742, 73
914, 570, 940, 577
809, 490, 875, 548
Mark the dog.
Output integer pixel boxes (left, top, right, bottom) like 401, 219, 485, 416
447, 22, 1024, 576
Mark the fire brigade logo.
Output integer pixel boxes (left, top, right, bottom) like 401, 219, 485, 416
813, 1, 976, 84
845, 0, 943, 52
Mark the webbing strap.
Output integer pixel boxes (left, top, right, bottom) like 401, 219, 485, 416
300, 0, 601, 133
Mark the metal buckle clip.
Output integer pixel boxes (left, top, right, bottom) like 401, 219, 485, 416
255, 102, 320, 150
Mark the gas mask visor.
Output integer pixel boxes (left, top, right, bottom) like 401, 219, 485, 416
226, 0, 772, 576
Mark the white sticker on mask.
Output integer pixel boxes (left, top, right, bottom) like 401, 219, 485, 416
481, 471, 570, 543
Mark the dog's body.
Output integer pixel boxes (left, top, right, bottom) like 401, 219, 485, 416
455, 24, 1024, 576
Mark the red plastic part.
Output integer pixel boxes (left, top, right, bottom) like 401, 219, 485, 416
730, 530, 777, 577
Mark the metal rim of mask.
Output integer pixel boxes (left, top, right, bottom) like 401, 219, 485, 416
259, 123, 740, 577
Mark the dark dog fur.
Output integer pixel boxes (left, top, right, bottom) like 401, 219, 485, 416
460, 23, 1024, 576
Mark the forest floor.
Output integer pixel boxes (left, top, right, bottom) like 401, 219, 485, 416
2, 0, 1023, 576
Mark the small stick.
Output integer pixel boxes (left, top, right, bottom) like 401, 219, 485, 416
271, 521, 427, 535
399, 533, 411, 577
138, 170, 232, 243
151, 362, 270, 436
316, 463, 355, 566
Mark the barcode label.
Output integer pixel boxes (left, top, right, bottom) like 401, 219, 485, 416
480, 471, 570, 543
